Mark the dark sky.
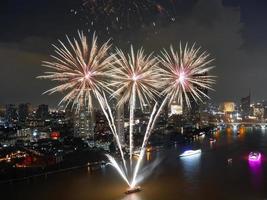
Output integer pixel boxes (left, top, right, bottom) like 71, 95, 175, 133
1, 0, 267, 107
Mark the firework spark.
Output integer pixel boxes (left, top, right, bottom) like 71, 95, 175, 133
38, 31, 114, 111
109, 46, 162, 169
80, 0, 160, 32
159, 43, 216, 107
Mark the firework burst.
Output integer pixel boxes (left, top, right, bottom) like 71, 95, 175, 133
110, 46, 162, 108
109, 46, 162, 169
38, 31, 114, 111
159, 43, 216, 107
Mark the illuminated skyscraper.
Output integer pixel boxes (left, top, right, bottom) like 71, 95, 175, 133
241, 92, 251, 118
74, 107, 94, 138
116, 105, 125, 144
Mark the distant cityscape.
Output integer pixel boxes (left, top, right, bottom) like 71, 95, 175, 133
0, 91, 267, 181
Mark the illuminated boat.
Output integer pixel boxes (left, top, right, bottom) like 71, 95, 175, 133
179, 149, 201, 157
209, 138, 216, 143
125, 186, 142, 195
248, 152, 261, 161
133, 149, 141, 157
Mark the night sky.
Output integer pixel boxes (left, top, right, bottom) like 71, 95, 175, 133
1, 0, 267, 106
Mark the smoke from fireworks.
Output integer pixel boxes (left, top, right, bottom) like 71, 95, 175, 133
159, 43, 216, 107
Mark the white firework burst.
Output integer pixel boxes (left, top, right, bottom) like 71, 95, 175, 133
109, 46, 162, 108
38, 31, 114, 111
159, 43, 216, 107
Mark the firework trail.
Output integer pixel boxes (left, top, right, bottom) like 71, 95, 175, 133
96, 92, 128, 173
109, 46, 162, 170
106, 154, 130, 187
131, 96, 168, 187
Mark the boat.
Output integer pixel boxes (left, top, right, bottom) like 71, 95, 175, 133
179, 149, 201, 157
248, 152, 261, 161
125, 186, 142, 195
133, 149, 141, 157
199, 132, 205, 136
209, 138, 216, 143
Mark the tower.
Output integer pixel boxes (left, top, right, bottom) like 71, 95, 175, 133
18, 103, 31, 123
5, 104, 18, 123
116, 104, 125, 144
74, 107, 95, 139
241, 91, 251, 119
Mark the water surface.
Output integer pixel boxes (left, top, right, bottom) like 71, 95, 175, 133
2, 128, 267, 200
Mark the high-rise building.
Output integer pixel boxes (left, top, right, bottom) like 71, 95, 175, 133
182, 94, 204, 123
241, 92, 251, 118
5, 104, 18, 123
74, 108, 94, 138
18, 103, 31, 122
0, 104, 5, 117
182, 73, 209, 123
116, 105, 125, 144
36, 104, 49, 119
252, 103, 264, 120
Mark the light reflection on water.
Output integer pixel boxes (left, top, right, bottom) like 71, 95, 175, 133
146, 152, 151, 161
180, 153, 201, 183
249, 159, 263, 188
180, 153, 201, 168
120, 194, 142, 200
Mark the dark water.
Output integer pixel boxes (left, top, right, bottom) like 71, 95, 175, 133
2, 128, 267, 200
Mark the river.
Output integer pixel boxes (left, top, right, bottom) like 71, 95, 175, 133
1, 128, 267, 200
